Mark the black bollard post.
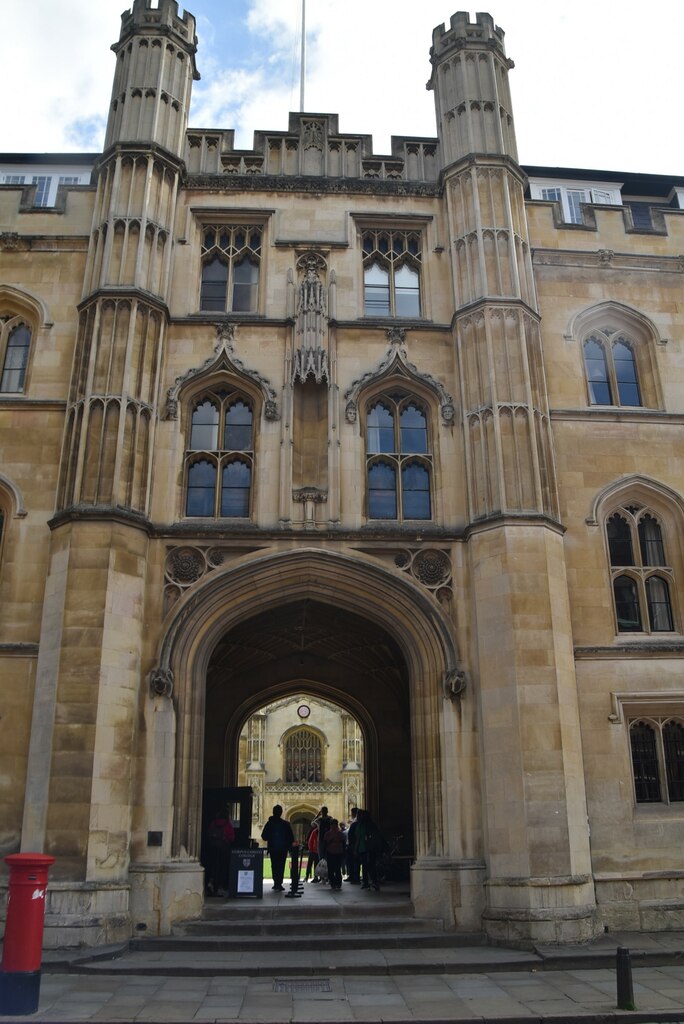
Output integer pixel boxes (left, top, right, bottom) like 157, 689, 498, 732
616, 946, 635, 1011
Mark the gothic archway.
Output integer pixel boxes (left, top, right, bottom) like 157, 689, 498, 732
152, 548, 460, 877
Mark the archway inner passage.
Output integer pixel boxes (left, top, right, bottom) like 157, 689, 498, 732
202, 599, 414, 855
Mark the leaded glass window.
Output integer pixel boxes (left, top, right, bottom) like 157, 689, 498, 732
606, 504, 676, 634
200, 225, 262, 313
583, 331, 642, 408
366, 392, 432, 521
362, 229, 422, 317
185, 389, 254, 518
285, 729, 322, 783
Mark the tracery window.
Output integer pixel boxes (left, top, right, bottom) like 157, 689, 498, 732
583, 330, 641, 407
630, 718, 684, 804
285, 729, 322, 783
0, 317, 32, 393
185, 388, 254, 518
606, 505, 675, 633
362, 229, 421, 317
199, 225, 262, 313
366, 392, 432, 520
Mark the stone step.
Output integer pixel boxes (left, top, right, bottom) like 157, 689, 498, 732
132, 929, 484, 954
175, 913, 445, 937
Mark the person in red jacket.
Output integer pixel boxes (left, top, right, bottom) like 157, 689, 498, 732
304, 823, 319, 882
322, 819, 345, 890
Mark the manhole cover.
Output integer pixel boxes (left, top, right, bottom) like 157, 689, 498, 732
273, 978, 332, 993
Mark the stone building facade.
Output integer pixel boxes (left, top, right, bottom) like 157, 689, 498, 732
1, 1, 684, 947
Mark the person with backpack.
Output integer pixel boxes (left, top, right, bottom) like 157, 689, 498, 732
261, 805, 296, 892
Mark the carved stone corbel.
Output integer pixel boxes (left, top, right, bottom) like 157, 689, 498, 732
149, 666, 174, 699
443, 668, 467, 702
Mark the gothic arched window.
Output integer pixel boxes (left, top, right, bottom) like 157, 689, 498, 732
0, 318, 32, 393
285, 729, 322, 783
583, 331, 641, 407
630, 718, 684, 804
366, 393, 432, 521
185, 389, 254, 518
199, 225, 262, 313
606, 505, 675, 634
362, 229, 421, 318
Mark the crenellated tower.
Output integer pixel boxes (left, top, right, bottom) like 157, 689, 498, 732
58, 0, 199, 514
430, 13, 598, 945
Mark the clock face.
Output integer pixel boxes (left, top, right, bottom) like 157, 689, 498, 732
297, 703, 311, 719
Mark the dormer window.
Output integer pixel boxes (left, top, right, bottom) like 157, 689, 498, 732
530, 180, 622, 225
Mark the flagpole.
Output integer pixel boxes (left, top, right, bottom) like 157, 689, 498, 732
299, 0, 306, 112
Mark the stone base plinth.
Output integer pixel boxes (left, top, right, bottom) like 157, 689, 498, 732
596, 873, 684, 932
411, 858, 486, 931
0, 882, 131, 948
483, 875, 600, 947
129, 861, 204, 936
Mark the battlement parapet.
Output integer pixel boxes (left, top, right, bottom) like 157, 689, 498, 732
119, 0, 197, 53
430, 11, 508, 61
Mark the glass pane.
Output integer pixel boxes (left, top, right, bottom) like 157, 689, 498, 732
630, 722, 662, 802
566, 189, 587, 224
402, 462, 431, 520
200, 255, 228, 310
584, 339, 612, 405
368, 461, 397, 519
663, 722, 684, 802
221, 460, 251, 517
232, 259, 259, 312
400, 404, 428, 453
190, 400, 219, 449
614, 575, 642, 632
606, 514, 634, 566
646, 576, 674, 632
394, 263, 420, 317
613, 340, 641, 406
186, 460, 216, 516
0, 324, 31, 392
224, 400, 252, 450
367, 403, 395, 453
364, 262, 390, 316
639, 514, 665, 566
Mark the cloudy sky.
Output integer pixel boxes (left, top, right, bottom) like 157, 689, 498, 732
3, 0, 683, 175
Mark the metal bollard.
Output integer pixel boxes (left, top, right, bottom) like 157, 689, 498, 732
616, 945, 636, 1011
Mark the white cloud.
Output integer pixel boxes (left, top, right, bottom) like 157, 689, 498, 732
2, 0, 683, 174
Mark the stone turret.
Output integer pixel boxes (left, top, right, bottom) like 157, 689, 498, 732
428, 12, 517, 166
57, 0, 199, 516
430, 13, 599, 946
106, 0, 199, 156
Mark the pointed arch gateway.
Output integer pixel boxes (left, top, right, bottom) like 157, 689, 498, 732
154, 547, 460, 877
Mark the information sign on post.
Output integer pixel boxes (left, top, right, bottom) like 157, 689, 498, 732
228, 848, 264, 898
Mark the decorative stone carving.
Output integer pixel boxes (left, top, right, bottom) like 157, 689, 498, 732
166, 547, 205, 585
344, 328, 455, 425
0, 232, 22, 251
164, 321, 279, 420
292, 487, 328, 504
390, 547, 452, 598
598, 249, 615, 265
293, 252, 329, 383
413, 549, 451, 588
443, 668, 467, 702
302, 120, 324, 150
149, 667, 174, 698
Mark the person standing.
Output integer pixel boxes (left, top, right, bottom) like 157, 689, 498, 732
355, 809, 382, 891
323, 819, 345, 890
261, 805, 295, 892
345, 807, 360, 884
304, 822, 319, 883
206, 806, 235, 897
313, 805, 333, 867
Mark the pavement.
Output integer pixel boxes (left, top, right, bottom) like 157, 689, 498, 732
2, 878, 684, 1023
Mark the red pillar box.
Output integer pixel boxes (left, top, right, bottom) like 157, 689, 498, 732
0, 853, 55, 1016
